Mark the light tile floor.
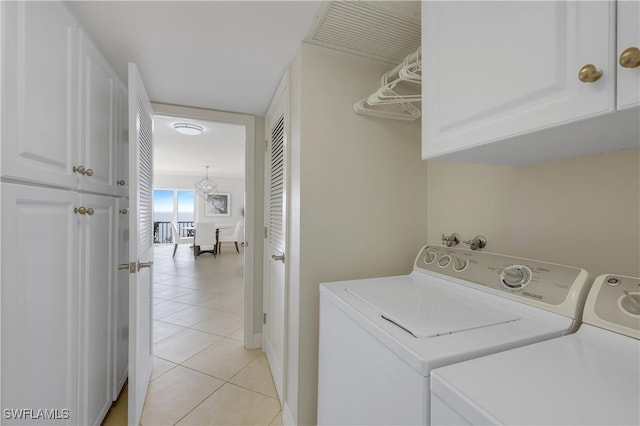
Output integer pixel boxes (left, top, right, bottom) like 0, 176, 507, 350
102, 244, 282, 426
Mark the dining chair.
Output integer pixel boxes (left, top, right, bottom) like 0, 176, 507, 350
218, 220, 243, 254
170, 222, 194, 258
194, 222, 217, 257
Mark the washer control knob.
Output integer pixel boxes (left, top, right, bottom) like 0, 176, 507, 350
500, 265, 532, 290
423, 251, 437, 265
453, 257, 468, 272
437, 255, 451, 268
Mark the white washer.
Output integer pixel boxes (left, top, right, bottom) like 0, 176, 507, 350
317, 245, 591, 425
430, 273, 640, 426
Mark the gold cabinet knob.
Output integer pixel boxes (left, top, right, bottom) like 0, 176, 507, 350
620, 47, 640, 69
578, 64, 602, 83
119, 209, 128, 215
74, 206, 94, 215
85, 168, 94, 177
73, 165, 86, 175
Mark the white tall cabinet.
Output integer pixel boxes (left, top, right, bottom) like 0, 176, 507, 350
1, 2, 129, 425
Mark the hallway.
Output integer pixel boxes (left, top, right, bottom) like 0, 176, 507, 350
103, 244, 282, 425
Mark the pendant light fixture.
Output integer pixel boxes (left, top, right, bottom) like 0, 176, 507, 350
195, 165, 218, 199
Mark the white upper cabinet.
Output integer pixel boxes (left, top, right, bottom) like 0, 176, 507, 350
422, 1, 639, 164
2, 2, 126, 194
617, 0, 640, 110
1, 1, 79, 187
78, 31, 116, 194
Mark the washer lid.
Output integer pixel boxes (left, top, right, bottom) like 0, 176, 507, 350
346, 280, 520, 338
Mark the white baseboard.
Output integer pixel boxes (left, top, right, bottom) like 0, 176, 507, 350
245, 332, 262, 350
283, 401, 295, 426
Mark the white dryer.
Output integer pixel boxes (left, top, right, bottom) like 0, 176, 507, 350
317, 245, 591, 425
430, 273, 640, 425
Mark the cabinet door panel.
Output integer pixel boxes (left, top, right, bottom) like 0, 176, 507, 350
423, 1, 615, 160
1, 183, 79, 425
617, 0, 640, 110
1, 1, 78, 188
79, 194, 114, 425
79, 32, 115, 194
115, 82, 130, 197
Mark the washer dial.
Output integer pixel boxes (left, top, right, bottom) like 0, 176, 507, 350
500, 265, 532, 290
423, 251, 437, 265
437, 255, 451, 268
453, 257, 468, 272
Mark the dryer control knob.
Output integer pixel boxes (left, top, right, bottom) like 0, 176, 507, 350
500, 265, 532, 290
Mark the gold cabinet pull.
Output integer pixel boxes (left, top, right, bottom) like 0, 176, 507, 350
85, 168, 94, 177
119, 209, 128, 215
578, 64, 602, 83
117, 180, 126, 186
74, 206, 94, 215
73, 165, 86, 175
620, 47, 640, 69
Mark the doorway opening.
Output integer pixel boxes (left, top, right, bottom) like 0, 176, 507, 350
151, 103, 260, 351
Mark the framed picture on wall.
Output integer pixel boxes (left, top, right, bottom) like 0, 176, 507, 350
205, 193, 230, 216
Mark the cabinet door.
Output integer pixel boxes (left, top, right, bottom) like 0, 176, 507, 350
617, 0, 640, 110
1, 1, 79, 188
422, 1, 615, 161
114, 81, 130, 197
1, 183, 79, 425
113, 198, 129, 399
78, 31, 115, 195
78, 194, 115, 425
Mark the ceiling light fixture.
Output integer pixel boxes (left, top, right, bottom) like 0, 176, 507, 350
173, 122, 204, 136
195, 166, 218, 200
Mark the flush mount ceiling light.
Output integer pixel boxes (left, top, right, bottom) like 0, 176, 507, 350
173, 122, 204, 136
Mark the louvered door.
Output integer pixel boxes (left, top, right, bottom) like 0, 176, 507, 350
263, 77, 288, 403
127, 63, 154, 426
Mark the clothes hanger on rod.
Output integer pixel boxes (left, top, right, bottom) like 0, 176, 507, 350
354, 47, 422, 120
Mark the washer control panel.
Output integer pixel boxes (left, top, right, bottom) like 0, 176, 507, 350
415, 246, 590, 320
583, 274, 640, 339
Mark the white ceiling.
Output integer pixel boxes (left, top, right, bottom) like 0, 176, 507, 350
153, 115, 246, 178
65, 1, 322, 116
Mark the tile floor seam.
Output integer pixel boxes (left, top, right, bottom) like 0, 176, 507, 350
168, 386, 222, 426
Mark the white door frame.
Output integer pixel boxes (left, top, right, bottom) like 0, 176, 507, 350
150, 103, 261, 348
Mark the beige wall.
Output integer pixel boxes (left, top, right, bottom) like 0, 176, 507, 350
286, 43, 428, 424
426, 148, 640, 278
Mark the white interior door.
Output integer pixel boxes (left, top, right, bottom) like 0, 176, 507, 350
263, 79, 288, 403
127, 62, 154, 426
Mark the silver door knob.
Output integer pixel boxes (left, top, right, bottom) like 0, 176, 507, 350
272, 253, 285, 263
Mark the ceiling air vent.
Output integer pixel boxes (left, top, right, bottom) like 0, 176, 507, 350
305, 0, 421, 65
